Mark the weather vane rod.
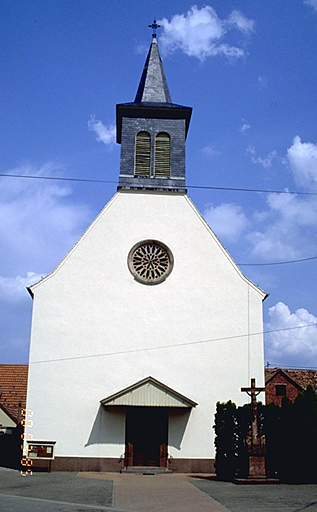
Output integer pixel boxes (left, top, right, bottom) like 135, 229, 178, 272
149, 19, 161, 38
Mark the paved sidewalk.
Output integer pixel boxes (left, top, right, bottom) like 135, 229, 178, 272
80, 472, 228, 512
2, 468, 317, 512
192, 477, 317, 512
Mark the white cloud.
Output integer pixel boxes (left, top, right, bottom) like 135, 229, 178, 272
204, 137, 317, 261
247, 146, 277, 168
287, 136, 317, 190
88, 116, 116, 145
226, 9, 255, 33
303, 0, 317, 12
0, 164, 91, 279
203, 203, 248, 242
158, 6, 254, 61
239, 122, 251, 135
134, 43, 148, 55
202, 145, 220, 156
267, 192, 317, 226
0, 164, 93, 363
265, 302, 317, 367
247, 192, 317, 260
242, 136, 317, 261
0, 272, 42, 303
258, 76, 268, 88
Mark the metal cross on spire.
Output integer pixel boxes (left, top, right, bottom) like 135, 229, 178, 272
149, 19, 161, 38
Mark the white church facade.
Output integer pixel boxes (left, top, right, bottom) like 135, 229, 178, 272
25, 34, 266, 472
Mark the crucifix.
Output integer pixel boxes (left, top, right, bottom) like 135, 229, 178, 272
241, 378, 265, 451
149, 19, 161, 38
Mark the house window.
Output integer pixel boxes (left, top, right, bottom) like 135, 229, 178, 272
135, 131, 151, 176
154, 132, 170, 177
276, 384, 286, 396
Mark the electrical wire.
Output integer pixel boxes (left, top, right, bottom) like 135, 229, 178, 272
238, 256, 317, 266
1, 172, 317, 196
1, 172, 317, 266
29, 322, 317, 365
266, 363, 317, 370
0, 173, 116, 185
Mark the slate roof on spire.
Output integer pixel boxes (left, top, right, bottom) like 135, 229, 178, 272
135, 37, 172, 104
116, 37, 192, 144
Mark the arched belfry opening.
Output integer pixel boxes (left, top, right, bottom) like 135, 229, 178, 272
134, 131, 151, 176
154, 132, 171, 177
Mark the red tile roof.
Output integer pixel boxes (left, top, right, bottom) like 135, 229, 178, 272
0, 364, 28, 424
265, 368, 317, 391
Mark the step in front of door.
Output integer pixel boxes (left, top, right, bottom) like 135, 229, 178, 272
124, 466, 172, 475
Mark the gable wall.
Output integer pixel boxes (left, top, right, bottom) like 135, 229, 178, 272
26, 191, 265, 461
0, 408, 16, 428
266, 373, 301, 406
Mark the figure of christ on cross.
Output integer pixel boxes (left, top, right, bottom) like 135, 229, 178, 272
241, 378, 266, 453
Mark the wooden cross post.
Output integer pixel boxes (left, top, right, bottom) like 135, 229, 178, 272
241, 378, 265, 451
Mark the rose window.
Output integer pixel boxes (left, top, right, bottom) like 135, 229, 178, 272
128, 240, 173, 284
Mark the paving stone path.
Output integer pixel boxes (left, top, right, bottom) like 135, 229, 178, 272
79, 472, 228, 512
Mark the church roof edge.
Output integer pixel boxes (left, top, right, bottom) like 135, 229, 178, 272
101, 376, 198, 408
183, 195, 268, 300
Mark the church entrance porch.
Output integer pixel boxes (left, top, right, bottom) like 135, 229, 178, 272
100, 376, 198, 470
125, 407, 168, 467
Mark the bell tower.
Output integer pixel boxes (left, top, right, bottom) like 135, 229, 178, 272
116, 28, 192, 192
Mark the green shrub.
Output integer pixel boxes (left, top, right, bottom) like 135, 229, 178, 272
214, 386, 317, 483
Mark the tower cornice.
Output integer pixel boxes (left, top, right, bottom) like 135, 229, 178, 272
116, 102, 192, 144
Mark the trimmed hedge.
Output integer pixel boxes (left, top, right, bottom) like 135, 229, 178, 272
214, 386, 317, 482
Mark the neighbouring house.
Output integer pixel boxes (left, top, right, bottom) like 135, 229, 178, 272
0, 364, 28, 468
265, 368, 317, 406
25, 33, 267, 473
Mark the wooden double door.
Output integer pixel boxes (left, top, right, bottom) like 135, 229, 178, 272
125, 407, 168, 467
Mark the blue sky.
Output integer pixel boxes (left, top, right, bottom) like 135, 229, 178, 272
1, 1, 317, 369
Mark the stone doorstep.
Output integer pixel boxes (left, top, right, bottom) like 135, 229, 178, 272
123, 466, 172, 475
234, 477, 280, 485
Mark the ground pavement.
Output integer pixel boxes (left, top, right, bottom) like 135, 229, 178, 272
84, 472, 227, 512
1, 468, 317, 512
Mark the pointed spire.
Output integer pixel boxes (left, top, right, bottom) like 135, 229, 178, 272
135, 38, 172, 104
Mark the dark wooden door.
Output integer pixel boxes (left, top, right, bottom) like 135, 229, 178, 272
126, 407, 168, 467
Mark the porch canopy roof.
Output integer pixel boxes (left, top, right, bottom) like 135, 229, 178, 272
100, 376, 197, 408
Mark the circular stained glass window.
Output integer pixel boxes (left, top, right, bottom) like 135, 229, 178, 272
128, 240, 173, 285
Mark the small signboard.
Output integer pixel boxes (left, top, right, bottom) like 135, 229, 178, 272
27, 441, 56, 460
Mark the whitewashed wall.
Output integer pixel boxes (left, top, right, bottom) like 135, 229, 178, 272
26, 190, 266, 459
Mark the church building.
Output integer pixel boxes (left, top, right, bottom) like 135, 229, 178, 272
25, 32, 266, 473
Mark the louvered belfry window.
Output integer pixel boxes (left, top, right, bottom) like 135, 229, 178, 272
154, 132, 171, 177
135, 131, 151, 176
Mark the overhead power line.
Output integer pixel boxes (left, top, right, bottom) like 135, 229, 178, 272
187, 184, 317, 196
1, 172, 317, 267
266, 363, 317, 370
238, 256, 317, 266
1, 172, 317, 196
0, 173, 116, 185
30, 323, 317, 365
